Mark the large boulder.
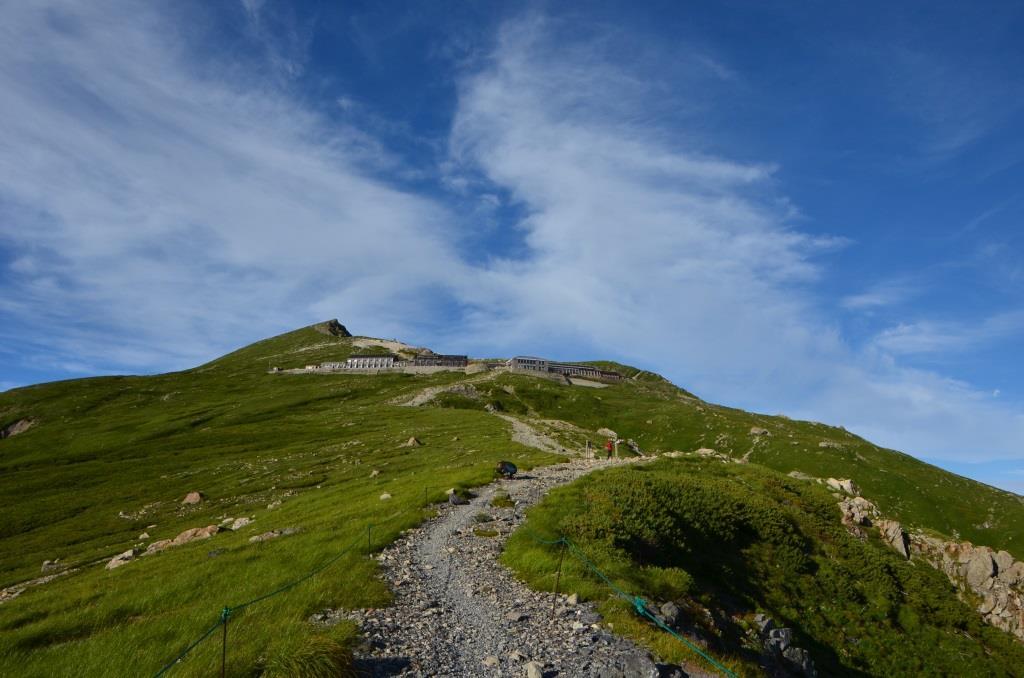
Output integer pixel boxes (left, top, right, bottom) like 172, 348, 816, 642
966, 549, 996, 588
876, 519, 910, 559
749, 427, 771, 436
994, 550, 1015, 574
313, 319, 351, 337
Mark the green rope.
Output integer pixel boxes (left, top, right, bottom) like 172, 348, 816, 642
151, 497, 438, 677
522, 529, 738, 678
153, 617, 223, 677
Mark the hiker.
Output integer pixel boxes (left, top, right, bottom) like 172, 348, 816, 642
605, 439, 613, 459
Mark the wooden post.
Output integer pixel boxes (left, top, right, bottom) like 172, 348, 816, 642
551, 540, 567, 619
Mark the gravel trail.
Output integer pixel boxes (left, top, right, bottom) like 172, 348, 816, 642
327, 458, 696, 677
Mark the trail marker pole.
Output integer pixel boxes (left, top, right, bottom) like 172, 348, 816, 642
367, 524, 372, 554
551, 540, 567, 619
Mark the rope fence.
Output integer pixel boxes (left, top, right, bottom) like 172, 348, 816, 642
152, 492, 439, 676
520, 526, 738, 678
152, 478, 736, 678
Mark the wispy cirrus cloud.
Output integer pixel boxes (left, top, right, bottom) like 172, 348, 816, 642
871, 311, 1024, 356
841, 279, 921, 311
0, 0, 469, 373
444, 15, 1024, 465
1, 3, 1022, 483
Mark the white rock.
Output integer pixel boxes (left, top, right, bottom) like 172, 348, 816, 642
380, 492, 392, 501
105, 548, 140, 570
525, 661, 544, 678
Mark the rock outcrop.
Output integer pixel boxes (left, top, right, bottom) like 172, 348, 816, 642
751, 613, 817, 676
825, 477, 861, 496
909, 536, 1024, 641
831, 479, 1024, 642
876, 519, 910, 559
249, 527, 300, 543
106, 548, 141, 570
0, 418, 35, 439
145, 525, 222, 555
40, 559, 62, 574
749, 427, 770, 436
314, 319, 352, 337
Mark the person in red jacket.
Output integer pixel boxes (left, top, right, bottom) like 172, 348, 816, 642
605, 439, 614, 459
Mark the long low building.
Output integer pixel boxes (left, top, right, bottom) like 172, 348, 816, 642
345, 354, 400, 369
412, 353, 468, 367
509, 356, 621, 381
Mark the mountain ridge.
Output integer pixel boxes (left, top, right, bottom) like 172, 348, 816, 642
1, 320, 1022, 676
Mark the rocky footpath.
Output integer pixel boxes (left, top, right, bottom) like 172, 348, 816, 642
830, 477, 1024, 643
316, 458, 710, 677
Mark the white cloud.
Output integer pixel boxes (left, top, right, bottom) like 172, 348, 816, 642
1, 4, 1022, 475
871, 311, 1024, 355
445, 15, 1024, 464
0, 1, 468, 373
841, 279, 920, 311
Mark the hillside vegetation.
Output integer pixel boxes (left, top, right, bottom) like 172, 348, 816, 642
503, 458, 1024, 675
0, 320, 1021, 676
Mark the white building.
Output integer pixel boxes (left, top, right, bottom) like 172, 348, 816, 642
345, 354, 398, 369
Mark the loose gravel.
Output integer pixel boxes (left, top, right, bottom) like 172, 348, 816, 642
317, 458, 698, 677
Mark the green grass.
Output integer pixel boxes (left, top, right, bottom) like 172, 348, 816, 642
1, 321, 1022, 676
490, 492, 514, 509
502, 457, 1024, 676
441, 368, 1024, 559
0, 324, 559, 676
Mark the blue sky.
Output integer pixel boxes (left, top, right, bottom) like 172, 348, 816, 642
1, 1, 1023, 492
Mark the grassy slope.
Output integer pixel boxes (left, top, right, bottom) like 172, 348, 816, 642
460, 366, 1024, 559
1, 323, 1022, 676
503, 458, 1024, 676
0, 324, 560, 676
